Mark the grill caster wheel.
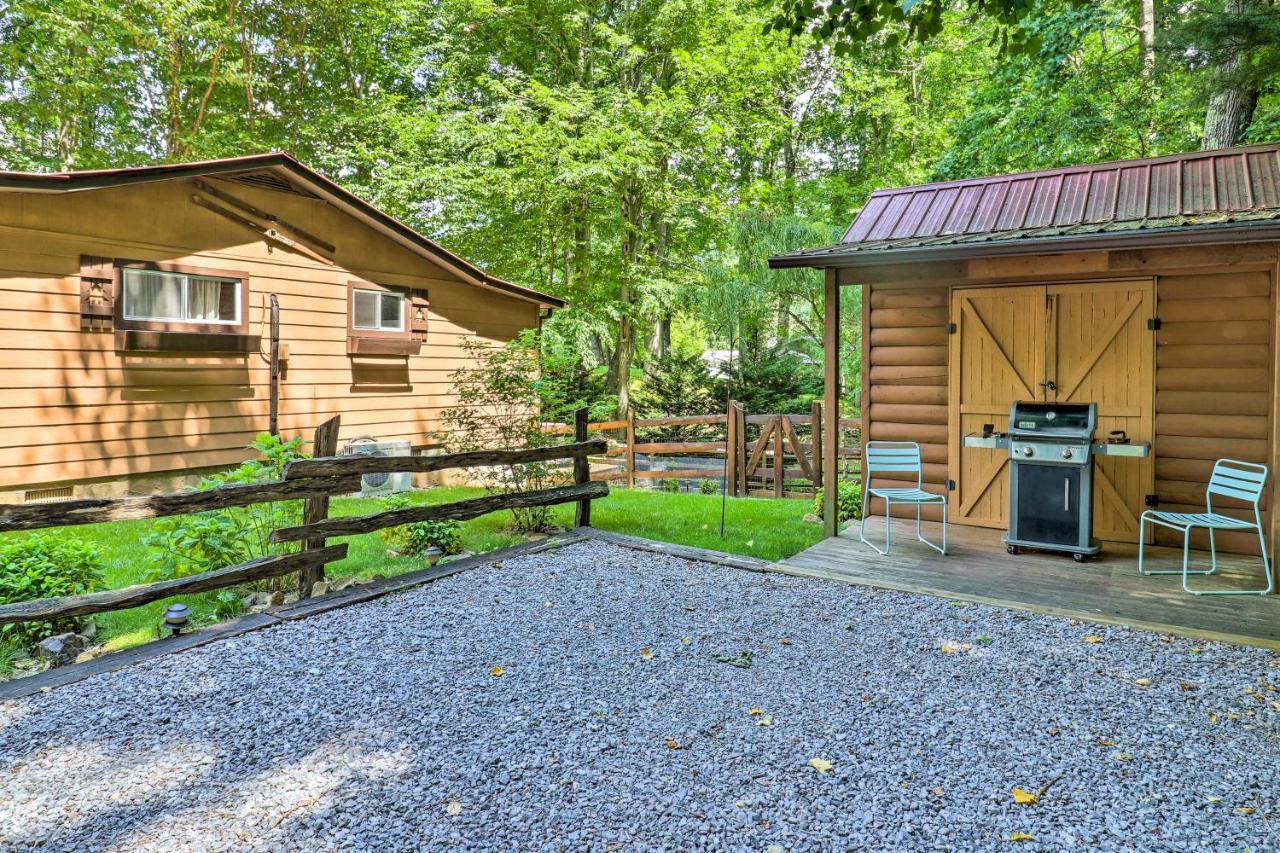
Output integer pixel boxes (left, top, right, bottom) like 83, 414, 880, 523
1072, 552, 1087, 563
1006, 544, 1019, 555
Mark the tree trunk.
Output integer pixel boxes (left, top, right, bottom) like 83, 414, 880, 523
1201, 0, 1260, 150
1139, 0, 1158, 80
610, 178, 644, 414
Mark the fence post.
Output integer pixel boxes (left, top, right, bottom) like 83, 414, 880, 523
811, 401, 823, 494
725, 399, 737, 498
773, 415, 784, 498
736, 403, 748, 497
299, 415, 340, 598
625, 407, 636, 489
573, 407, 592, 527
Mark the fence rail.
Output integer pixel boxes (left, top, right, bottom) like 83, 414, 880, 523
542, 403, 861, 498
0, 412, 607, 627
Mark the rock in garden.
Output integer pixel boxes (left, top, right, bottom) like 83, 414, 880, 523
802, 512, 822, 524
310, 581, 331, 597
35, 633, 88, 666
332, 576, 357, 592
267, 591, 285, 607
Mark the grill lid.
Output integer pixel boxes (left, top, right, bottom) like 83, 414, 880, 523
1008, 401, 1096, 439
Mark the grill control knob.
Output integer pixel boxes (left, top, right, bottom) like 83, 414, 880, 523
1061, 448, 1073, 460
1021, 446, 1033, 457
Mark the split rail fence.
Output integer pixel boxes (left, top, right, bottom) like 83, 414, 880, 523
544, 403, 861, 499
0, 410, 607, 629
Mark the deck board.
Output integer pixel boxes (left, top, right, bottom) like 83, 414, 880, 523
776, 519, 1280, 648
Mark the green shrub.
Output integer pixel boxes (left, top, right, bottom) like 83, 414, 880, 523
213, 590, 245, 621
0, 535, 105, 648
404, 519, 464, 557
814, 480, 862, 522
699, 478, 719, 495
143, 433, 307, 584
661, 477, 680, 493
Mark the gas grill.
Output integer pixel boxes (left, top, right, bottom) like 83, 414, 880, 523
963, 401, 1149, 561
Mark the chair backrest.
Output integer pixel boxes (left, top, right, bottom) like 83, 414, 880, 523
1206, 459, 1268, 507
864, 441, 923, 488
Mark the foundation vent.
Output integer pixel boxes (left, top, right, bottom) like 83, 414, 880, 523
23, 486, 74, 504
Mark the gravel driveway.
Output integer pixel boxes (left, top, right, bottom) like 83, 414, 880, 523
2, 539, 1278, 851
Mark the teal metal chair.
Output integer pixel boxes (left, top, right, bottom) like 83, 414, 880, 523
1138, 459, 1273, 595
859, 441, 947, 556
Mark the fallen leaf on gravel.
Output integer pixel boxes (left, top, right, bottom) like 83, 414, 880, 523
809, 758, 833, 773
1236, 806, 1255, 815
681, 637, 691, 644
1068, 618, 1080, 625
1083, 635, 1102, 644
489, 665, 505, 677
1047, 727, 1060, 737
779, 638, 793, 646
711, 650, 754, 668
1096, 737, 1116, 747
1209, 712, 1220, 723
1180, 682, 1197, 691
640, 647, 654, 661
756, 715, 774, 727
664, 737, 680, 749
1206, 795, 1223, 804
1189, 647, 1204, 654
748, 708, 765, 716
543, 601, 553, 608
445, 801, 462, 817
1008, 832, 1035, 842
1011, 787, 1039, 805
931, 786, 944, 796
1112, 751, 1134, 762
1135, 677, 1152, 687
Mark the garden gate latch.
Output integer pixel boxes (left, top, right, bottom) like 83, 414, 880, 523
1147, 317, 1162, 331
1144, 494, 1159, 507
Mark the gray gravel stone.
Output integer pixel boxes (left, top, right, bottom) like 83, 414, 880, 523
1, 540, 1278, 851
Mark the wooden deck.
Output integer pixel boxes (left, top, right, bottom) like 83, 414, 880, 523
777, 519, 1280, 649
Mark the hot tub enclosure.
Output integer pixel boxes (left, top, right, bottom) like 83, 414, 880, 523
772, 142, 1280, 557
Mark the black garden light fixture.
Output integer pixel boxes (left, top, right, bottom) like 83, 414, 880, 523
162, 603, 191, 637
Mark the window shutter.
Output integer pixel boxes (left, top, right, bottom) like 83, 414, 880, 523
410, 293, 430, 342
79, 255, 115, 331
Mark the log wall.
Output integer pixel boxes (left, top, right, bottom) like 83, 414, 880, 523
1153, 270, 1275, 553
865, 284, 950, 522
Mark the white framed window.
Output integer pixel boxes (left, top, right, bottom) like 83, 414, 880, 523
352, 288, 405, 332
121, 268, 241, 325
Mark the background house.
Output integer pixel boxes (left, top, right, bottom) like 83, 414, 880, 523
0, 153, 562, 502
775, 142, 1280, 555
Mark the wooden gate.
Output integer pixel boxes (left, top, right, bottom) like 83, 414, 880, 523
948, 281, 1154, 542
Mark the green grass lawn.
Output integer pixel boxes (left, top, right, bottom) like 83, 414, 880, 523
0, 487, 821, 663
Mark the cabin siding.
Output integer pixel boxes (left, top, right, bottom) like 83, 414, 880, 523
865, 283, 949, 522
0, 178, 540, 493
860, 247, 1280, 552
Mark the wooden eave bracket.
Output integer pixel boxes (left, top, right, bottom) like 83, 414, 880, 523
193, 188, 336, 266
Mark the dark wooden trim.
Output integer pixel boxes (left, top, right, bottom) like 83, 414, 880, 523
0, 475, 361, 532
823, 268, 841, 537
283, 438, 607, 480
114, 330, 262, 353
272, 481, 608, 543
79, 255, 115, 331
0, 545, 348, 624
113, 260, 252, 335
194, 178, 336, 254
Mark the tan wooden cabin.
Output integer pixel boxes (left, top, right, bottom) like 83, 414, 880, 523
772, 143, 1280, 558
0, 153, 562, 501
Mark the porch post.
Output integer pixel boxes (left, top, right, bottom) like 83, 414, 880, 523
822, 268, 840, 538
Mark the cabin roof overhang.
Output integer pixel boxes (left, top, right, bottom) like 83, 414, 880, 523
0, 152, 565, 310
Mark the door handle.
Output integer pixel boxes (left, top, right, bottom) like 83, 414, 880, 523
1064, 478, 1070, 512
1040, 380, 1057, 392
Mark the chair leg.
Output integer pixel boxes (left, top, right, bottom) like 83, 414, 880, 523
1137, 516, 1214, 576
914, 499, 946, 556
858, 494, 890, 556
1183, 524, 1274, 596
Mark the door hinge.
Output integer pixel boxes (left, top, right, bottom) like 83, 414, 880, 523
1144, 494, 1159, 508
946, 479, 956, 491
1147, 317, 1161, 331
947, 322, 957, 334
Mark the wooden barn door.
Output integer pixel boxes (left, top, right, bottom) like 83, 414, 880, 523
949, 286, 1047, 529
948, 280, 1155, 542
1047, 280, 1154, 543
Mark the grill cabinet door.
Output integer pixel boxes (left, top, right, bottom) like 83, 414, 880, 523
1014, 464, 1081, 547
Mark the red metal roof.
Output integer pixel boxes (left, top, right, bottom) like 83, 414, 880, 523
843, 143, 1280, 244
770, 143, 1280, 269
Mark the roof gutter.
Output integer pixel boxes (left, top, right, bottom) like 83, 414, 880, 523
767, 220, 1280, 270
